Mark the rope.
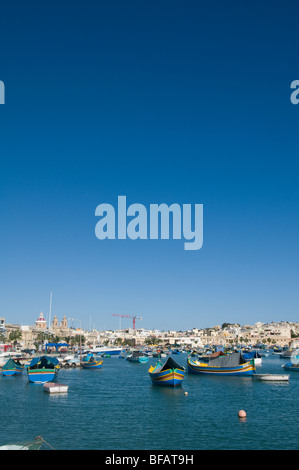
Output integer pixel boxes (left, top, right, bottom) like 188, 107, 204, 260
35, 436, 56, 450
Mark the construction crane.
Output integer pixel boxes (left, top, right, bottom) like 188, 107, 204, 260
112, 314, 142, 331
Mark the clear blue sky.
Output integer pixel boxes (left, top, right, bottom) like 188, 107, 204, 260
0, 1, 298, 331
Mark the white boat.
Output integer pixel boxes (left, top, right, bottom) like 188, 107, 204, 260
43, 383, 69, 393
84, 346, 124, 356
253, 374, 289, 382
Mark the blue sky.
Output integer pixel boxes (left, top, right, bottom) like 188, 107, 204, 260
0, 1, 299, 331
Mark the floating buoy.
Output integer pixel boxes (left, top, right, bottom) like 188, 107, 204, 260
238, 410, 246, 418
184, 392, 188, 396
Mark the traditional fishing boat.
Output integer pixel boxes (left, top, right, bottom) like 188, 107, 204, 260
187, 352, 255, 376
126, 351, 148, 363
197, 350, 225, 362
272, 347, 283, 355
81, 355, 103, 369
27, 356, 60, 383
2, 358, 24, 376
282, 362, 299, 372
280, 350, 299, 360
148, 356, 185, 387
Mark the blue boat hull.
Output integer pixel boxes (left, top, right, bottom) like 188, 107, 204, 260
2, 359, 24, 376
283, 363, 299, 372
28, 369, 58, 383
91, 348, 123, 356
149, 369, 185, 387
2, 367, 23, 376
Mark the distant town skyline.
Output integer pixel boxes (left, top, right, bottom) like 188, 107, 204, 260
3, 304, 298, 335
1, 2, 298, 331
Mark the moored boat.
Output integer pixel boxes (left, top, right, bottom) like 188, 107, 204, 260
280, 350, 299, 360
126, 351, 148, 363
282, 362, 299, 372
253, 374, 289, 382
149, 356, 185, 387
272, 347, 283, 355
84, 346, 123, 356
43, 382, 69, 393
187, 352, 255, 376
81, 355, 103, 369
27, 356, 60, 383
2, 358, 24, 376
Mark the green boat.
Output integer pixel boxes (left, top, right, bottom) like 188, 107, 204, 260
2, 358, 24, 376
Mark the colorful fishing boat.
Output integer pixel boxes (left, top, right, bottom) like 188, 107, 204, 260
187, 352, 255, 376
27, 356, 60, 383
81, 355, 103, 369
2, 358, 24, 376
149, 356, 185, 387
126, 351, 148, 363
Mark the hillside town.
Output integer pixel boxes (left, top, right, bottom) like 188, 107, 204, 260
1, 312, 299, 352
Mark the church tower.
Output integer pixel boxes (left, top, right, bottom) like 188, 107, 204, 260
61, 315, 68, 329
35, 311, 47, 330
52, 314, 59, 329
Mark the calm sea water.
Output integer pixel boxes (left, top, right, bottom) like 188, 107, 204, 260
0, 353, 298, 450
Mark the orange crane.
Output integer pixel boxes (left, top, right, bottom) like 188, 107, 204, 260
112, 314, 142, 330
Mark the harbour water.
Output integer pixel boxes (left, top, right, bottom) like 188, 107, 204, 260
0, 353, 298, 450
